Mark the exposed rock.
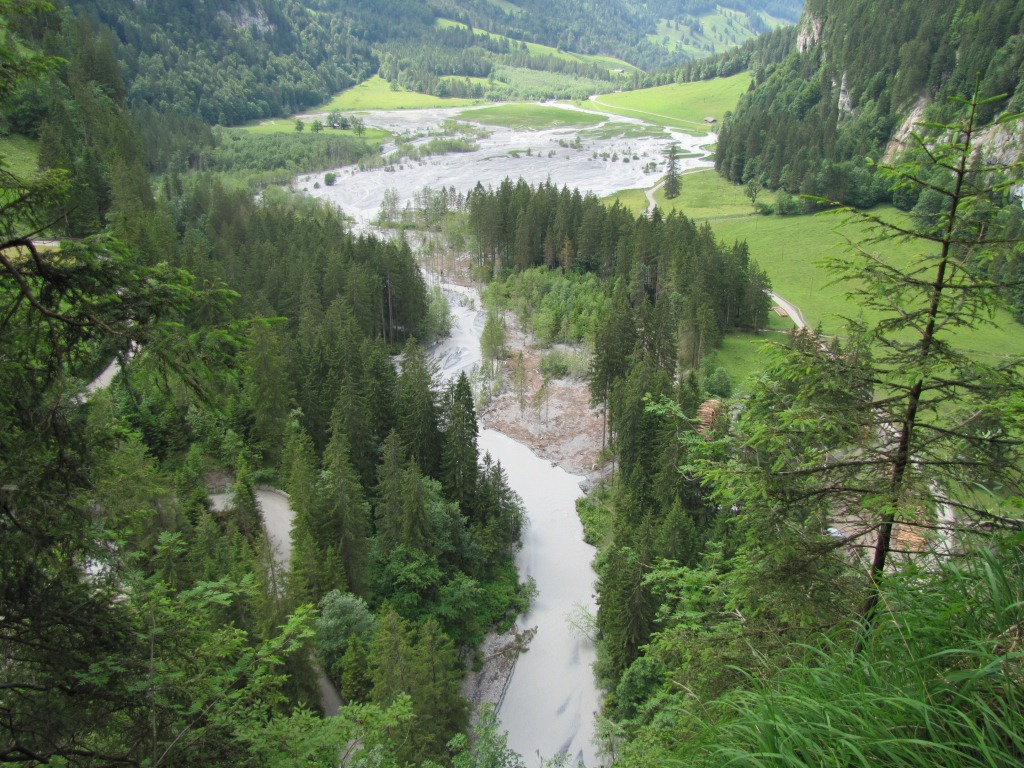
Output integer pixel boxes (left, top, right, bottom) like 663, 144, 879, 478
882, 97, 928, 162
837, 72, 853, 116
797, 14, 822, 54
478, 313, 609, 487
220, 8, 274, 35
975, 120, 1024, 167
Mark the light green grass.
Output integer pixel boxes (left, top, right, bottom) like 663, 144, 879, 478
648, 9, 787, 57
603, 188, 649, 212
654, 167, 751, 218
0, 134, 39, 177
317, 75, 482, 111
436, 18, 639, 74
573, 72, 752, 133
238, 119, 389, 142
655, 171, 1024, 361
460, 103, 606, 130
580, 122, 665, 141
484, 0, 523, 12
714, 316, 793, 393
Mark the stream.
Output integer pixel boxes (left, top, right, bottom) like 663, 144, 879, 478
305, 102, 712, 231
292, 101, 708, 763
205, 280, 600, 762
429, 279, 600, 766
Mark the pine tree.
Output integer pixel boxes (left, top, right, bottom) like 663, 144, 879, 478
693, 91, 1024, 639
663, 142, 681, 199
396, 337, 442, 478
374, 431, 407, 551
240, 322, 293, 463
441, 372, 480, 518
230, 457, 263, 542
318, 430, 373, 598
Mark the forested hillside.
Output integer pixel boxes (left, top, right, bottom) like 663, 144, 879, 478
43, 0, 804, 119
583, 92, 1024, 767
0, 2, 529, 763
715, 0, 1024, 201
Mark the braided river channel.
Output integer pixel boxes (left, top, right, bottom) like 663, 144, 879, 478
296, 102, 712, 765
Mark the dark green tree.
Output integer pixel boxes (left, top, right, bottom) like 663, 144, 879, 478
663, 142, 681, 199
589, 289, 636, 448
442, 372, 480, 517
318, 431, 373, 598
396, 337, 442, 477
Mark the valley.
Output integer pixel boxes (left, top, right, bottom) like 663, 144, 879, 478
3, 0, 1024, 766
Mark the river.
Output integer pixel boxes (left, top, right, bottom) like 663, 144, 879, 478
294, 101, 706, 764
305, 102, 712, 231
429, 279, 600, 766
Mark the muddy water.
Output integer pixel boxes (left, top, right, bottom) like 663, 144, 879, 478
429, 281, 600, 767
480, 430, 598, 767
305, 102, 712, 231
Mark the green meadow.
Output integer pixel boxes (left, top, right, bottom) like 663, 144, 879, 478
435, 18, 639, 74
604, 188, 649, 212
0, 134, 39, 177
652, 170, 1024, 363
237, 119, 389, 142
575, 72, 752, 132
459, 103, 607, 129
648, 12, 782, 57
708, 313, 795, 394
317, 75, 482, 111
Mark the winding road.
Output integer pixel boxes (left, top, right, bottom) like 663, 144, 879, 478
769, 292, 807, 329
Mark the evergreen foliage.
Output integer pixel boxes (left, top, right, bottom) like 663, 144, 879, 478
596, 89, 1024, 767
713, 0, 1024, 212
0, 2, 534, 761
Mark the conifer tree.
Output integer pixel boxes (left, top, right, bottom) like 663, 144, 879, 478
374, 431, 407, 551
318, 430, 373, 598
442, 372, 480, 518
663, 142, 681, 199
396, 337, 442, 477
230, 456, 263, 542
693, 91, 1024, 637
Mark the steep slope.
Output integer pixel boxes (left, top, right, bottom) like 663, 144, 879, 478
714, 0, 1024, 205
50, 0, 803, 122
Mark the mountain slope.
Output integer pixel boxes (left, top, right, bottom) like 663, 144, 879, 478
714, 0, 1024, 205
50, 0, 802, 123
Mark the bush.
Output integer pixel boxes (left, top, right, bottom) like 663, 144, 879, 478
324, 172, 337, 186
539, 347, 589, 379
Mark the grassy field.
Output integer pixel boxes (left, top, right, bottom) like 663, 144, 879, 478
460, 103, 607, 130
648, 170, 1024, 362
648, 10, 787, 58
436, 18, 639, 74
573, 72, 752, 133
652, 167, 751, 218
604, 187, 649, 212
713, 314, 794, 393
316, 75, 482, 111
0, 134, 39, 177
237, 119, 390, 142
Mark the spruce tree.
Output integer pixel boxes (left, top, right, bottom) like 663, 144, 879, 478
318, 430, 373, 598
694, 92, 1024, 635
396, 337, 442, 478
441, 372, 480, 518
663, 142, 681, 199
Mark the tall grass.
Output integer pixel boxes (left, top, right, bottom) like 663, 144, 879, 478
665, 543, 1024, 767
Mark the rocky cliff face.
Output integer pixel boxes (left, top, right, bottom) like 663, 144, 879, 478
796, 13, 821, 53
